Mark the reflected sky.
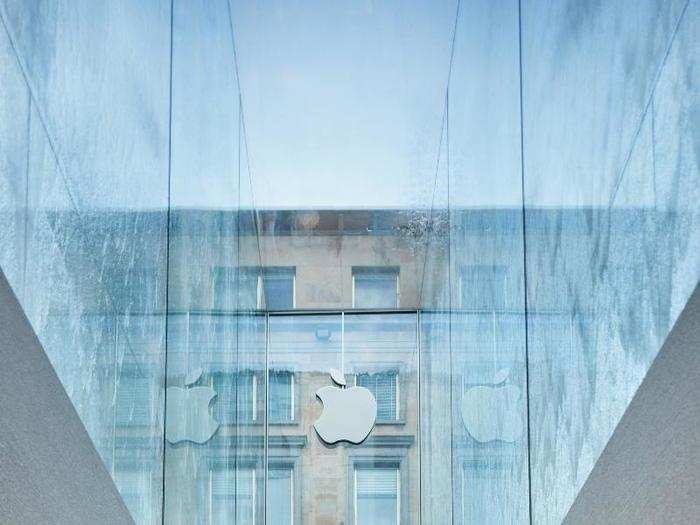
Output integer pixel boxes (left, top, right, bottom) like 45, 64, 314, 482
232, 0, 457, 209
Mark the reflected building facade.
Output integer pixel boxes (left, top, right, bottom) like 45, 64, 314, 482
48, 206, 691, 524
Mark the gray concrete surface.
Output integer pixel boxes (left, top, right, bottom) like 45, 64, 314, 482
0, 268, 133, 524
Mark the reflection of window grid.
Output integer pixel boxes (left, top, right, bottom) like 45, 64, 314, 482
215, 266, 296, 310
114, 468, 153, 524
356, 371, 399, 421
213, 267, 260, 310
268, 370, 295, 423
352, 267, 399, 308
267, 465, 294, 524
354, 464, 400, 525
211, 370, 297, 424
209, 466, 255, 524
211, 371, 256, 423
116, 367, 151, 426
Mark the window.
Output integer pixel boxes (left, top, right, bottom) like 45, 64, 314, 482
356, 371, 399, 422
354, 464, 400, 525
268, 370, 295, 423
214, 267, 295, 310
212, 371, 257, 423
460, 265, 507, 311
239, 268, 262, 310
213, 267, 260, 310
116, 368, 151, 426
209, 466, 255, 524
212, 370, 296, 425
262, 267, 295, 310
352, 267, 399, 308
267, 465, 294, 524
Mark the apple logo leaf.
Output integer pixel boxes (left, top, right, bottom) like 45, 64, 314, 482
185, 367, 204, 386
330, 368, 347, 387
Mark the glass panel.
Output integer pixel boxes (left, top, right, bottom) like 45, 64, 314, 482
521, 0, 700, 522
0, 3, 170, 521
163, 0, 266, 522
445, 1, 530, 523
267, 313, 418, 524
1, 1, 696, 523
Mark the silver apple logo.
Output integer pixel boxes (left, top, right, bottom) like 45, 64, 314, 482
166, 368, 220, 445
460, 369, 523, 443
314, 368, 377, 445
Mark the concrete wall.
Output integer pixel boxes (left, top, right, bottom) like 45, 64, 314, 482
0, 268, 133, 524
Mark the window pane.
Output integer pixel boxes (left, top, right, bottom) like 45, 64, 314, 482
213, 267, 260, 310
212, 372, 255, 423
211, 467, 255, 524
263, 268, 295, 310
268, 370, 293, 423
353, 268, 398, 308
267, 467, 293, 524
239, 268, 260, 310
116, 369, 151, 426
356, 467, 399, 525
357, 371, 398, 421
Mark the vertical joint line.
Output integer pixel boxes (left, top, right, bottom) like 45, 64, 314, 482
160, 0, 176, 522
445, 87, 457, 525
264, 312, 270, 523
517, 1, 535, 523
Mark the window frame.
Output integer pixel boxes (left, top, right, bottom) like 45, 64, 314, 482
346, 437, 413, 525
208, 369, 258, 425
354, 369, 403, 424
267, 437, 305, 525
267, 369, 299, 425
205, 460, 263, 524
261, 267, 296, 310
351, 266, 400, 309
266, 461, 297, 524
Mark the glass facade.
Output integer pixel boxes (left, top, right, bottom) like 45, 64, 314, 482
0, 1, 697, 524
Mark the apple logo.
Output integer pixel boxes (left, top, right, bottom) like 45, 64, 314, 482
460, 368, 523, 443
314, 368, 377, 445
166, 368, 220, 445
